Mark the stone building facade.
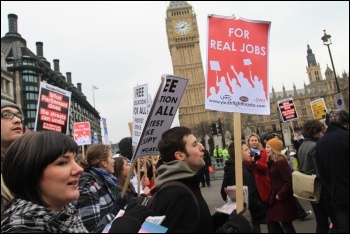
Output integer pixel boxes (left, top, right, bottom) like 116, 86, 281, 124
1, 14, 102, 141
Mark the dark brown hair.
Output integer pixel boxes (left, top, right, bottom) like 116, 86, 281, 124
302, 119, 325, 138
3, 131, 78, 206
228, 141, 247, 160
158, 126, 192, 163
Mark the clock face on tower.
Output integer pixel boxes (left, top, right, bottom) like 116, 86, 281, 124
174, 19, 191, 35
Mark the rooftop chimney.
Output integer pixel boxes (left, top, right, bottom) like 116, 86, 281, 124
77, 83, 82, 93
8, 14, 18, 34
4, 13, 25, 44
53, 59, 60, 73
36, 42, 44, 57
66, 72, 72, 83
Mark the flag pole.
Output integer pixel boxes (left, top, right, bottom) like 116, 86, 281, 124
92, 86, 96, 108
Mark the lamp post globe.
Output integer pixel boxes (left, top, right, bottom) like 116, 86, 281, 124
321, 29, 340, 93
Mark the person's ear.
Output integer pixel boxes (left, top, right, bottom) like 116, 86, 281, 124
174, 151, 186, 161
101, 160, 108, 168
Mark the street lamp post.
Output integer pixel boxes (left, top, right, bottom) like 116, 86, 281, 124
321, 29, 340, 93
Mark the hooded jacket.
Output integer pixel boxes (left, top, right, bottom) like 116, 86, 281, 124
153, 160, 213, 233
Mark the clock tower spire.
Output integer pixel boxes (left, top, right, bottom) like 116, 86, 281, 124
166, 1, 211, 130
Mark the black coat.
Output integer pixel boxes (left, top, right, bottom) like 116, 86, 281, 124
221, 158, 265, 224
221, 158, 236, 201
152, 172, 214, 233
316, 123, 349, 205
203, 149, 212, 166
242, 164, 265, 225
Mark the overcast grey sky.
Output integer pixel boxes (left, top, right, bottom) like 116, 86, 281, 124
1, 1, 349, 143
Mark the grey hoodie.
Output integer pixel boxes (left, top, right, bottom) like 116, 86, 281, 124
155, 160, 196, 187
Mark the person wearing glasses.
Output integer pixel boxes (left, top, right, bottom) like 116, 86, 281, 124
1, 100, 24, 213
1, 100, 24, 150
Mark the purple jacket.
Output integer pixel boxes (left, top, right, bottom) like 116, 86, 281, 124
266, 158, 299, 222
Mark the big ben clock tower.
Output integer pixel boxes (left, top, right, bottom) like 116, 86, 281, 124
166, 1, 211, 129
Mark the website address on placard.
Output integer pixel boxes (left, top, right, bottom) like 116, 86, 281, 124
208, 99, 266, 108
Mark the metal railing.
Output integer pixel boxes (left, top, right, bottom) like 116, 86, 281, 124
210, 156, 224, 180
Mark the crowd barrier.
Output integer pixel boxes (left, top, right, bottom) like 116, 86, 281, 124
210, 156, 224, 180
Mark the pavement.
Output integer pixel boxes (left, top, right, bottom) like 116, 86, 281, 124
201, 170, 316, 233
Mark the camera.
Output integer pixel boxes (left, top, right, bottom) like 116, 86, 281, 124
250, 149, 261, 161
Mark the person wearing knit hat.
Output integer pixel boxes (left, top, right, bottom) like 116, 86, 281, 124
1, 100, 24, 150
1, 100, 23, 115
266, 138, 283, 152
265, 135, 299, 232
325, 110, 349, 128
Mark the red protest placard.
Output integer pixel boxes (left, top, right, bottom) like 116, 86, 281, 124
74, 122, 91, 146
277, 98, 298, 122
205, 15, 271, 115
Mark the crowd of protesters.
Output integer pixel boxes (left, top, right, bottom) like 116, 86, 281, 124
1, 99, 348, 233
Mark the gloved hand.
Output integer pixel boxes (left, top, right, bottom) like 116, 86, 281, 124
123, 204, 156, 224
254, 154, 261, 162
225, 213, 252, 233
110, 193, 129, 215
251, 149, 261, 162
226, 207, 252, 233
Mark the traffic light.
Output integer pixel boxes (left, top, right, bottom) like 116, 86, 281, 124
211, 123, 217, 135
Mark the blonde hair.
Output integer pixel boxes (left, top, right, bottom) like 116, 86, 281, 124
247, 133, 263, 150
79, 144, 111, 170
269, 147, 286, 162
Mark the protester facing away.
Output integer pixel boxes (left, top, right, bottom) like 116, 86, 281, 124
118, 137, 134, 161
1, 131, 88, 233
316, 110, 349, 233
1, 100, 24, 213
149, 126, 252, 233
201, 148, 212, 187
213, 145, 224, 164
291, 133, 304, 158
297, 119, 338, 233
220, 142, 236, 202
265, 138, 299, 233
222, 145, 229, 162
286, 151, 299, 171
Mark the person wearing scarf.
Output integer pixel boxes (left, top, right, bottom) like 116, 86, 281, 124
1, 131, 88, 233
73, 144, 133, 233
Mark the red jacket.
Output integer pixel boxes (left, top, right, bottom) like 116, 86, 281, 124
246, 148, 271, 203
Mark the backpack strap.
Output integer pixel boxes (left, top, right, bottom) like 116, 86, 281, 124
147, 180, 200, 224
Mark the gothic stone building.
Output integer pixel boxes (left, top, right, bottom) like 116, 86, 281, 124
1, 14, 102, 141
